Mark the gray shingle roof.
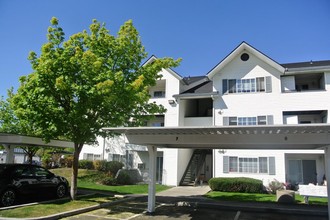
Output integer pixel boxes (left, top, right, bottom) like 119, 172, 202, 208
281, 60, 330, 69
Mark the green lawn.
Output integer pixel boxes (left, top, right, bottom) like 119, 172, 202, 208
51, 168, 171, 194
0, 194, 115, 218
206, 191, 328, 205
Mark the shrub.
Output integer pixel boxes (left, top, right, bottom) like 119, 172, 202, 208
209, 177, 264, 193
101, 176, 117, 186
78, 160, 94, 170
105, 161, 124, 177
116, 170, 132, 185
93, 160, 108, 171
60, 155, 73, 168
268, 179, 284, 194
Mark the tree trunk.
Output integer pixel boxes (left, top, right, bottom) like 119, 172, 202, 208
70, 143, 82, 200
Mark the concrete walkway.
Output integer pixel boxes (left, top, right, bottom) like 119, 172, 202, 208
157, 184, 211, 197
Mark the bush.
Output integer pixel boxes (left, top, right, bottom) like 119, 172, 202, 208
268, 179, 284, 194
209, 177, 264, 193
78, 160, 94, 170
101, 176, 117, 186
93, 160, 108, 171
116, 170, 132, 185
60, 155, 73, 168
105, 161, 124, 177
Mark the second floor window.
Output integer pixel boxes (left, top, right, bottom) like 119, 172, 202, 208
224, 115, 272, 126
153, 91, 165, 98
223, 76, 272, 94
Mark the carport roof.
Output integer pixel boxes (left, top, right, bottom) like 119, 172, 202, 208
103, 124, 330, 150
0, 133, 74, 148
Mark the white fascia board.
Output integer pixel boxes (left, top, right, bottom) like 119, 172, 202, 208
143, 55, 182, 81
284, 67, 330, 75
207, 42, 285, 79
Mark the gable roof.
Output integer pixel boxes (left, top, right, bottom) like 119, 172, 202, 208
143, 55, 183, 81
206, 42, 285, 79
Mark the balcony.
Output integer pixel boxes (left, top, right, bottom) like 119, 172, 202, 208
283, 110, 327, 124
281, 73, 325, 93
184, 117, 213, 126
182, 98, 213, 126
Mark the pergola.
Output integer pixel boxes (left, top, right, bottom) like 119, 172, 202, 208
0, 133, 74, 163
103, 124, 330, 218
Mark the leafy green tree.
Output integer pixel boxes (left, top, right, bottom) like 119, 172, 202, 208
0, 90, 40, 164
11, 17, 180, 199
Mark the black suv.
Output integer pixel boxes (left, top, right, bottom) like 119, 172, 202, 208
0, 164, 69, 207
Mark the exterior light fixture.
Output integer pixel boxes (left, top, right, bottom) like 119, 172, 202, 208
168, 99, 176, 104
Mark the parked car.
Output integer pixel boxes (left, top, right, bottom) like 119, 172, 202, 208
0, 164, 69, 207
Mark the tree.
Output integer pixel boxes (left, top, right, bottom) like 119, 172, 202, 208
11, 17, 180, 199
0, 90, 41, 164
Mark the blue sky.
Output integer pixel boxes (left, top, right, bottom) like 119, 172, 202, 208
0, 0, 329, 98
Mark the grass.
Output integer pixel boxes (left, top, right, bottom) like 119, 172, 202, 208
51, 168, 171, 194
206, 191, 328, 205
0, 194, 115, 218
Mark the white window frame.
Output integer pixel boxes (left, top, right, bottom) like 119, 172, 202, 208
227, 156, 270, 174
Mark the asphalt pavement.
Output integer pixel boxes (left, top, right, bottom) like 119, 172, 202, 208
61, 185, 328, 220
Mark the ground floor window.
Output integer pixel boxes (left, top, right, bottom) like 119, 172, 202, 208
223, 156, 275, 174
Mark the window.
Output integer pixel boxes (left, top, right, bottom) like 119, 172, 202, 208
152, 122, 164, 127
225, 156, 272, 174
153, 91, 165, 98
256, 77, 265, 92
259, 157, 268, 173
86, 153, 93, 161
223, 76, 271, 94
224, 115, 273, 126
112, 154, 121, 162
228, 117, 238, 125
257, 116, 267, 125
229, 157, 238, 172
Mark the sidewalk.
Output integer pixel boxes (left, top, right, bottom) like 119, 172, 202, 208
156, 184, 211, 197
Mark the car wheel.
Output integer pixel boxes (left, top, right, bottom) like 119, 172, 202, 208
56, 184, 67, 198
1, 189, 16, 207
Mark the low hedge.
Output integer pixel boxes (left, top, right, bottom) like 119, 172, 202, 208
209, 177, 264, 193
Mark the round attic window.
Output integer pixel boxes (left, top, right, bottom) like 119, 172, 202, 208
240, 53, 249, 61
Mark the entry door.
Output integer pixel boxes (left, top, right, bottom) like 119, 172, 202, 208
288, 160, 303, 184
302, 160, 317, 184
288, 159, 317, 185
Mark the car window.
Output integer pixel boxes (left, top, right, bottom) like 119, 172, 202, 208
13, 167, 25, 177
21, 167, 34, 177
33, 167, 50, 177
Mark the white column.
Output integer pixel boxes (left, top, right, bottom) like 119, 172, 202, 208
3, 144, 14, 164
147, 145, 157, 213
324, 146, 330, 220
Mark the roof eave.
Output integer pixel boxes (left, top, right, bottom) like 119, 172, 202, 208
173, 91, 219, 100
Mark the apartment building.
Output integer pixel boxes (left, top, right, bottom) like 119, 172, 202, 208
80, 42, 330, 187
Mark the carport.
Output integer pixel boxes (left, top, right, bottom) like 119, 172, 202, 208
103, 124, 330, 218
0, 133, 74, 163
